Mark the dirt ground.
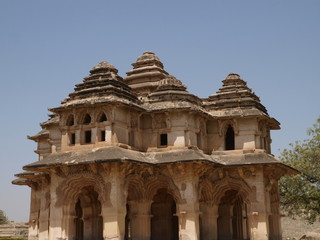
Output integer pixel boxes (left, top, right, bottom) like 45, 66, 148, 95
282, 216, 320, 239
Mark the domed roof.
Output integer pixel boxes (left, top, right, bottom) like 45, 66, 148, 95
125, 52, 168, 94
90, 61, 118, 74
132, 51, 164, 69
157, 75, 187, 91
136, 51, 161, 63
225, 72, 241, 80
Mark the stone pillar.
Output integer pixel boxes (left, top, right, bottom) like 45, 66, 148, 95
101, 207, 126, 240
128, 200, 152, 240
176, 206, 200, 240
101, 163, 126, 240
250, 170, 269, 240
28, 187, 40, 240
48, 176, 64, 240
61, 132, 68, 150
92, 127, 97, 143
38, 190, 50, 240
48, 204, 63, 240
62, 214, 76, 240
75, 129, 81, 146
200, 203, 218, 240
105, 125, 112, 143
176, 180, 200, 240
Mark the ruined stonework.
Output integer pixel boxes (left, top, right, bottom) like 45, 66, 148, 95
13, 52, 297, 240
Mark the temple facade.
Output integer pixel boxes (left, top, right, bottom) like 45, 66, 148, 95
13, 52, 296, 240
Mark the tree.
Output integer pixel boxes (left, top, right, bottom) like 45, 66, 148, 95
279, 117, 320, 223
0, 209, 8, 224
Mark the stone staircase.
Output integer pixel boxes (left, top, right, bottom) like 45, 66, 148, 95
0, 222, 28, 239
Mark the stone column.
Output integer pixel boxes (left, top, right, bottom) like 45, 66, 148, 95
101, 207, 126, 240
48, 201, 63, 240
92, 127, 97, 143
62, 214, 76, 240
75, 129, 81, 146
48, 175, 64, 240
101, 163, 126, 240
61, 131, 68, 150
176, 180, 200, 240
249, 169, 269, 240
28, 187, 40, 240
38, 190, 50, 240
128, 200, 152, 240
176, 206, 200, 240
200, 203, 218, 240
105, 125, 112, 143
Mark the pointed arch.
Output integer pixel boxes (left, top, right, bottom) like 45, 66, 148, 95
125, 174, 183, 204
199, 176, 252, 205
57, 172, 108, 240
98, 112, 107, 122
83, 114, 91, 125
57, 172, 109, 205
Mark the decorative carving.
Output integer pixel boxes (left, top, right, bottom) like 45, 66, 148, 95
56, 171, 110, 205
218, 119, 239, 136
199, 174, 252, 204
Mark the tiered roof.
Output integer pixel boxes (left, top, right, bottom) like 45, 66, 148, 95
51, 61, 140, 111
30, 52, 280, 139
146, 75, 204, 112
204, 73, 271, 117
125, 51, 169, 94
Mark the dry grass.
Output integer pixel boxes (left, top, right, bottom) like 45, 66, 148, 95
282, 216, 320, 239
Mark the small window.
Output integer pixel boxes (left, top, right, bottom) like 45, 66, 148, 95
69, 133, 76, 145
99, 113, 107, 122
66, 115, 74, 126
160, 133, 168, 146
100, 130, 106, 142
225, 125, 235, 150
85, 130, 91, 144
83, 114, 91, 125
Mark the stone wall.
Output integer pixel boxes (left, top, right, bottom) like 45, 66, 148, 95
0, 222, 28, 239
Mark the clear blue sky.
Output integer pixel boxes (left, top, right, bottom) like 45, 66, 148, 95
0, 1, 319, 222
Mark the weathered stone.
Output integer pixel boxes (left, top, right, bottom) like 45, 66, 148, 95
300, 232, 320, 240
0, 222, 28, 239
13, 52, 297, 240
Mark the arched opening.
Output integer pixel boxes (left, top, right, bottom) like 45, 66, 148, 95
75, 199, 84, 240
99, 113, 107, 122
217, 190, 248, 240
66, 115, 75, 126
124, 204, 131, 240
225, 125, 235, 150
151, 188, 178, 240
74, 186, 103, 240
83, 114, 91, 125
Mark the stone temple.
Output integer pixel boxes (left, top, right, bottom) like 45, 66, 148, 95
13, 52, 296, 240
